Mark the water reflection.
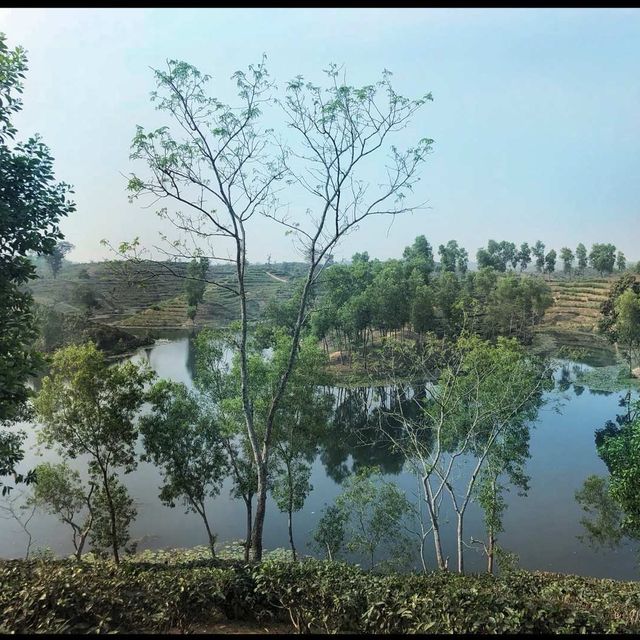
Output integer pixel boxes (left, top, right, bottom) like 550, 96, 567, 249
2, 335, 639, 580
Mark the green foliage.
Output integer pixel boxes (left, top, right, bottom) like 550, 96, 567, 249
476, 240, 517, 272
516, 242, 531, 272
28, 462, 94, 560
560, 247, 574, 273
1, 557, 640, 634
438, 240, 467, 274
33, 304, 152, 355
34, 343, 152, 473
34, 342, 153, 561
312, 504, 348, 561
253, 560, 640, 634
532, 240, 545, 272
89, 476, 137, 559
544, 249, 556, 274
71, 282, 99, 313
184, 257, 209, 320
589, 243, 617, 275
402, 235, 435, 281
0, 32, 75, 493
0, 559, 244, 633
325, 466, 414, 571
597, 273, 640, 373
576, 242, 588, 273
616, 251, 626, 272
45, 241, 74, 279
575, 475, 624, 549
140, 380, 229, 556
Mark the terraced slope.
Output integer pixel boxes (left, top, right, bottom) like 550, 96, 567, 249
542, 276, 615, 331
29, 261, 303, 329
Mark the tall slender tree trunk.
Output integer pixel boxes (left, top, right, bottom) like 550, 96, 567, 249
244, 495, 253, 562
423, 476, 446, 570
201, 510, 216, 558
456, 513, 464, 574
100, 466, 119, 564
487, 526, 495, 574
251, 460, 268, 561
288, 505, 297, 561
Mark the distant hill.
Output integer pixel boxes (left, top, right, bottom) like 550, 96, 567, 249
27, 260, 305, 329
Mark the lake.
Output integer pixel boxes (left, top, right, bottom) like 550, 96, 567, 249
2, 334, 638, 580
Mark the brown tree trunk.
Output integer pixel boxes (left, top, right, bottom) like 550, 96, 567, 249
245, 495, 253, 562
100, 466, 119, 564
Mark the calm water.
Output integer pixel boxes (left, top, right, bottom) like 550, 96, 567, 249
2, 336, 638, 579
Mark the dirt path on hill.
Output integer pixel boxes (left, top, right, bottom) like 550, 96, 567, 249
265, 271, 288, 283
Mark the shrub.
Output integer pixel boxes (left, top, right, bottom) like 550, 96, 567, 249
1, 556, 640, 633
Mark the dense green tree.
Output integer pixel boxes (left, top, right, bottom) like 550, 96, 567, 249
531, 241, 545, 273
329, 466, 414, 571
34, 342, 153, 563
438, 240, 467, 274
560, 247, 574, 274
45, 241, 74, 279
516, 242, 531, 272
71, 282, 99, 314
410, 283, 436, 336
476, 240, 516, 272
403, 236, 435, 282
544, 249, 557, 275
0, 33, 75, 493
575, 243, 588, 274
613, 289, 640, 375
89, 476, 137, 560
456, 247, 469, 274
185, 257, 209, 322
589, 243, 617, 275
597, 273, 640, 375
616, 251, 626, 272
140, 380, 229, 557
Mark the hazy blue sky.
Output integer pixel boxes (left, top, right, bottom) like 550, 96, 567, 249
2, 8, 639, 263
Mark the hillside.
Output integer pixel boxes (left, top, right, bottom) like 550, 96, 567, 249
28, 261, 304, 329
541, 275, 615, 331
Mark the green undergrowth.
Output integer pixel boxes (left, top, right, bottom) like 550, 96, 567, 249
2, 551, 640, 634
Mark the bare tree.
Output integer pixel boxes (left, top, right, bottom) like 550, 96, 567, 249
0, 490, 37, 559
118, 58, 432, 560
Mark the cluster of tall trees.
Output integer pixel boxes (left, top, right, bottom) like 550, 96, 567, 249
28, 328, 334, 564
311, 237, 553, 365
476, 240, 626, 276
312, 335, 551, 573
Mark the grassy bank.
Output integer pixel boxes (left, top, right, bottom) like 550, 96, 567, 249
1, 551, 639, 634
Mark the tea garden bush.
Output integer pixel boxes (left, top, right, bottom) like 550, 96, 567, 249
1, 553, 640, 633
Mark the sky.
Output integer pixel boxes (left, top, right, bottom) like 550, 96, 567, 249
1, 8, 639, 264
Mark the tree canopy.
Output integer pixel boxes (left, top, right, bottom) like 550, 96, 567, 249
0, 33, 75, 494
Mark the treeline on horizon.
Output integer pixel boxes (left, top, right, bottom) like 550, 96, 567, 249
253, 236, 634, 368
